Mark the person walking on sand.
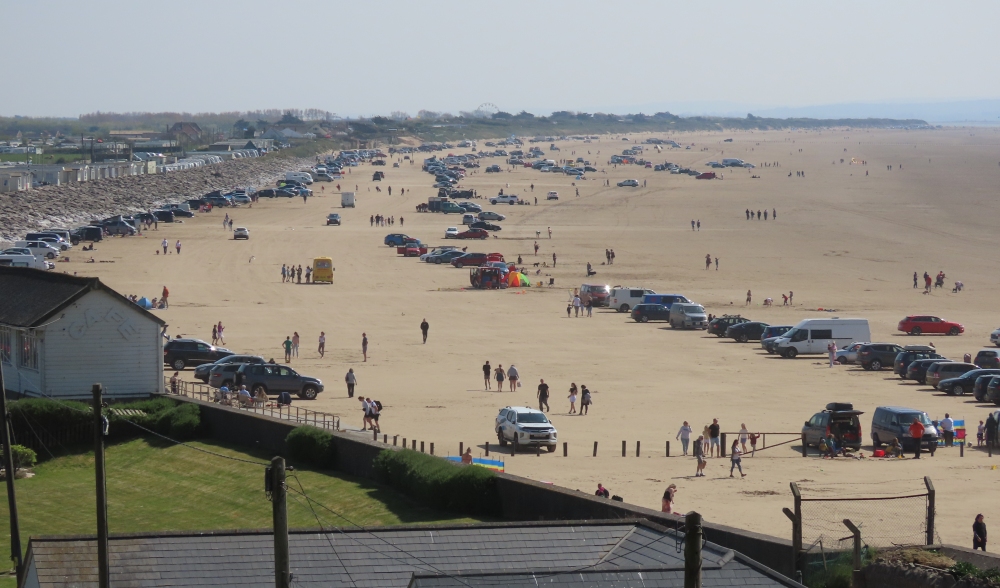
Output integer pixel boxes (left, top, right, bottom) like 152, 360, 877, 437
537, 379, 550, 412
827, 341, 837, 367
730, 439, 746, 477
362, 333, 368, 362
739, 423, 750, 453
345, 368, 356, 398
175, 240, 181, 255
586, 298, 593, 317
974, 514, 988, 551
420, 319, 429, 343
745, 290, 752, 306
573, 295, 582, 317
281, 264, 287, 283
161, 286, 169, 308
507, 364, 519, 392
705, 254, 711, 270
283, 336, 293, 362
161, 238, 168, 255
217, 322, 225, 345
677, 421, 693, 456
693, 435, 707, 477
714, 257, 719, 270
359, 397, 372, 431
661, 484, 677, 513
691, 219, 696, 231
580, 385, 592, 415
494, 364, 505, 390
567, 383, 578, 414
552, 252, 557, 267
697, 220, 701, 231
610, 249, 615, 264
548, 227, 552, 239
292, 332, 300, 358
318, 332, 326, 358
909, 417, 925, 459
211, 324, 218, 345
483, 360, 492, 390
534, 241, 539, 256
709, 419, 721, 457
913, 272, 918, 288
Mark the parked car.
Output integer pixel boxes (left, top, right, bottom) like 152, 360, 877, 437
103, 220, 137, 236
906, 359, 950, 385
617, 179, 639, 187
15, 241, 61, 259
760, 326, 793, 352
490, 194, 520, 205
834, 342, 869, 365
546, 191, 559, 200
456, 228, 489, 239
257, 188, 278, 198
608, 287, 655, 313
975, 374, 998, 402
725, 321, 769, 343
772, 318, 871, 359
233, 227, 249, 240
871, 406, 938, 453
857, 343, 905, 371
478, 211, 506, 221
991, 327, 1000, 347
579, 284, 610, 307
631, 303, 671, 322
894, 346, 943, 377
926, 362, 978, 389
495, 406, 557, 452
974, 349, 1000, 369
802, 402, 863, 450
235, 363, 323, 400
209, 362, 247, 389
425, 249, 465, 264
384, 234, 411, 246
668, 303, 708, 329
444, 227, 460, 238
470, 221, 502, 232
938, 369, 1000, 396
458, 202, 482, 213
326, 214, 341, 226
193, 355, 267, 383
708, 315, 750, 337
987, 376, 1000, 405
452, 253, 490, 268
163, 338, 233, 370
897, 315, 964, 336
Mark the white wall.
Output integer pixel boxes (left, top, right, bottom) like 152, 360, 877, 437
42, 290, 163, 399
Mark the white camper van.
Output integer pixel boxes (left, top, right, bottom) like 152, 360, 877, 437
341, 192, 355, 208
772, 318, 871, 358
721, 158, 745, 167
286, 171, 313, 184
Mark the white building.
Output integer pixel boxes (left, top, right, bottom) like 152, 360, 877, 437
0, 267, 165, 399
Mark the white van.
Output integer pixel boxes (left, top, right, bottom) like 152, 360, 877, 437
772, 318, 871, 358
341, 191, 355, 208
608, 287, 655, 312
722, 158, 745, 167
0, 254, 51, 269
669, 303, 708, 329
286, 171, 313, 184
14, 241, 61, 259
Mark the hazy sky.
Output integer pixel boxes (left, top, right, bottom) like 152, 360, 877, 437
4, 0, 998, 118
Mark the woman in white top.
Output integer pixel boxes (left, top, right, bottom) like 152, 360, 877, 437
739, 424, 750, 453
567, 384, 578, 414
676, 422, 693, 456
730, 439, 745, 477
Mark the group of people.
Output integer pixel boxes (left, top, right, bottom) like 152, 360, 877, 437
704, 254, 719, 270
745, 208, 776, 220
676, 419, 754, 478
567, 294, 594, 317
915, 271, 951, 292
555, 382, 592, 415
483, 361, 519, 391
210, 322, 226, 346
158, 238, 182, 255
281, 264, 312, 283
369, 214, 401, 227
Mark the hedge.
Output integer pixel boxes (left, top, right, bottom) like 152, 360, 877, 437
285, 426, 337, 469
373, 449, 501, 516
11, 445, 37, 471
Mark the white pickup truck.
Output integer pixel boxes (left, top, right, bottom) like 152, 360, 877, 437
490, 194, 520, 205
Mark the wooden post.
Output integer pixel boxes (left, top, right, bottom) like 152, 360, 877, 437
411, 439, 416, 450
402, 437, 406, 448
536, 444, 540, 457
666, 440, 670, 457
802, 433, 808, 457
393, 435, 398, 446
593, 441, 598, 456
270, 456, 290, 588
621, 440, 626, 457
383, 434, 387, 443
430, 443, 434, 455
790, 482, 802, 577
93, 384, 110, 588
419, 441, 424, 453
720, 433, 726, 458
485, 442, 490, 457
843, 519, 862, 573
373, 429, 377, 441
0, 362, 24, 584
636, 440, 641, 457
563, 442, 567, 457
460, 442, 464, 456
763, 433, 767, 449
925, 476, 935, 545
960, 441, 964, 457
684, 511, 703, 588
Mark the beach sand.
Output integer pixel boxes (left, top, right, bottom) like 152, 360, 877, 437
72, 127, 1000, 546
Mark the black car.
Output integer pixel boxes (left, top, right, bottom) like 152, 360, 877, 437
975, 349, 1000, 369
987, 377, 1000, 405
857, 343, 905, 371
470, 221, 501, 231
71, 226, 103, 242
165, 207, 194, 218
905, 359, 950, 385
193, 354, 267, 383
894, 347, 943, 377
802, 402, 864, 450
631, 303, 670, 322
152, 209, 175, 223
708, 315, 749, 337
725, 321, 769, 343
163, 338, 234, 370
975, 375, 996, 402
938, 369, 1000, 396
236, 363, 324, 400
257, 188, 278, 198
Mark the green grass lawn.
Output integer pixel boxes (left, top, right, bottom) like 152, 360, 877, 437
0, 437, 481, 582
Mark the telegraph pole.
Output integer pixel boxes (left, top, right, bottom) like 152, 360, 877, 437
92, 384, 109, 588
269, 456, 290, 588
0, 363, 23, 583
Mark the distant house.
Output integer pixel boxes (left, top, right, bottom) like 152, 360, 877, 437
20, 519, 804, 588
168, 122, 203, 143
0, 267, 165, 399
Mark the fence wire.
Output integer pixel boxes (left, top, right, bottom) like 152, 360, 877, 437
801, 492, 928, 550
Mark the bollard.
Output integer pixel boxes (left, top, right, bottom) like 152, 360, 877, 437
666, 440, 670, 457
373, 429, 377, 441
393, 435, 398, 446
430, 443, 434, 455
536, 444, 540, 457
802, 433, 808, 457
563, 442, 567, 457
636, 440, 641, 457
622, 440, 626, 457
720, 433, 727, 458
763, 433, 767, 449
961, 441, 964, 457
593, 441, 598, 457
460, 442, 464, 456
403, 437, 407, 448
485, 442, 490, 457
411, 439, 416, 450
383, 434, 387, 443
420, 441, 424, 453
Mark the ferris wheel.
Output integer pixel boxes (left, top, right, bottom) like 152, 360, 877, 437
476, 103, 499, 116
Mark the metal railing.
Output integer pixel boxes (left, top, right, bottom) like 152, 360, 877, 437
162, 378, 340, 431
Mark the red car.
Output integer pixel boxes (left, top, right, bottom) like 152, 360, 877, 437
696, 172, 717, 180
456, 228, 488, 240
898, 315, 964, 336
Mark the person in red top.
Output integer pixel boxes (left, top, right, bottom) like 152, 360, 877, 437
909, 418, 925, 459
161, 286, 169, 309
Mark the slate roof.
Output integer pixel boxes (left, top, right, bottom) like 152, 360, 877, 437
24, 520, 803, 588
0, 266, 164, 328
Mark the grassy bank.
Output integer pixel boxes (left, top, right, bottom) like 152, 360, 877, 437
0, 437, 481, 583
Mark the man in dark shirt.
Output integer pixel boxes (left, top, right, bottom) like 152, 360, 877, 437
974, 514, 987, 551
709, 419, 721, 457
483, 361, 491, 390
537, 379, 550, 412
420, 319, 429, 344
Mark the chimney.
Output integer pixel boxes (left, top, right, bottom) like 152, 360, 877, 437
685, 511, 703, 588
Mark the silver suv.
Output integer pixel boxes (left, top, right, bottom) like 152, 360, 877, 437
495, 406, 557, 452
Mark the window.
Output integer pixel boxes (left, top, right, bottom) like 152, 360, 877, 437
18, 330, 39, 371
0, 327, 11, 364
631, 290, 644, 298
789, 329, 808, 342
811, 329, 833, 340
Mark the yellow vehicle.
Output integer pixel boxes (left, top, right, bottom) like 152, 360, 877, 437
312, 257, 334, 283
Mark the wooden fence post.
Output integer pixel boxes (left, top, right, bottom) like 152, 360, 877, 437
460, 442, 464, 456
925, 476, 935, 545
485, 442, 489, 457
393, 435, 398, 446
720, 433, 726, 458
636, 440, 640, 457
801, 433, 808, 457
430, 443, 434, 455
593, 441, 598, 457
621, 440, 626, 457
666, 440, 670, 457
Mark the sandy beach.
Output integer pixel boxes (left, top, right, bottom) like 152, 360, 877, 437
66, 127, 1000, 546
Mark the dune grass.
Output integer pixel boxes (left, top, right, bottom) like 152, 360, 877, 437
0, 437, 481, 583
